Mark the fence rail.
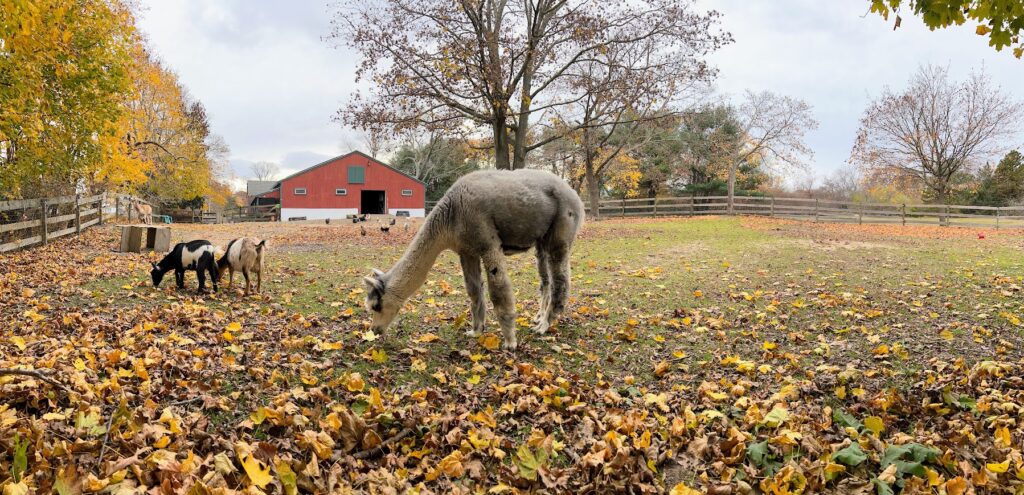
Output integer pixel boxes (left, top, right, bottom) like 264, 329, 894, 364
0, 193, 106, 253
579, 195, 1024, 229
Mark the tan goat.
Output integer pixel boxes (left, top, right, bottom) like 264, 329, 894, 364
133, 200, 153, 225
217, 238, 267, 295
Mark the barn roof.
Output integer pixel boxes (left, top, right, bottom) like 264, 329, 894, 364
272, 150, 425, 187
247, 180, 277, 197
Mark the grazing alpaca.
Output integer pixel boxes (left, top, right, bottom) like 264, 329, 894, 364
133, 200, 153, 225
151, 240, 219, 293
363, 169, 584, 350
217, 238, 267, 295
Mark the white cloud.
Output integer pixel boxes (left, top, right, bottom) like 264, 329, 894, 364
137, 1, 1024, 190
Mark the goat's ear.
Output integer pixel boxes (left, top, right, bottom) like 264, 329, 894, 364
372, 268, 385, 278
363, 276, 384, 293
151, 262, 158, 269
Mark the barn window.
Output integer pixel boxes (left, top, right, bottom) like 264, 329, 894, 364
348, 166, 365, 184
335, 188, 347, 196
294, 187, 307, 195
401, 189, 413, 196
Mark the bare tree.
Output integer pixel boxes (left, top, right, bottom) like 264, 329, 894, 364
250, 161, 279, 181
728, 91, 817, 212
332, 0, 728, 170
820, 167, 863, 201
851, 65, 1024, 204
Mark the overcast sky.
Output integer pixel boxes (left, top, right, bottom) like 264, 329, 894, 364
136, 1, 1024, 190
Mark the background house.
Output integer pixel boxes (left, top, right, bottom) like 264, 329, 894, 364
251, 151, 426, 220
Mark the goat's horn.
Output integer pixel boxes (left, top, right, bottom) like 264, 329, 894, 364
372, 268, 385, 277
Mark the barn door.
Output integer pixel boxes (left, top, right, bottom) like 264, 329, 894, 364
360, 190, 386, 215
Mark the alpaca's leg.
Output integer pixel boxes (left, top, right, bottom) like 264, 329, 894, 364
546, 244, 572, 327
460, 255, 486, 336
533, 248, 553, 333
256, 269, 262, 293
483, 251, 517, 350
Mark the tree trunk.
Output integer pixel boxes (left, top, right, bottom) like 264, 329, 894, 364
585, 162, 600, 220
493, 116, 512, 170
727, 163, 737, 215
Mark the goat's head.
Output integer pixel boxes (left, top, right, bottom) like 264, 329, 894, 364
150, 262, 165, 288
363, 268, 401, 332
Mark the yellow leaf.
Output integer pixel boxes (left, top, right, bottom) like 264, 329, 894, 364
346, 373, 365, 392
835, 386, 846, 399
226, 321, 241, 332
864, 416, 884, 436
10, 336, 26, 350
415, 333, 440, 343
670, 483, 702, 495
478, 333, 501, 350
945, 477, 967, 495
994, 426, 1011, 448
976, 24, 991, 35
240, 453, 273, 488
153, 435, 170, 448
3, 482, 30, 495
654, 361, 671, 377
361, 330, 378, 342
987, 459, 1010, 474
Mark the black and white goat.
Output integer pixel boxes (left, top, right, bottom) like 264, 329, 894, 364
150, 240, 219, 293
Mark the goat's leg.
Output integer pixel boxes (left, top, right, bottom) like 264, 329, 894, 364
483, 251, 517, 351
175, 270, 185, 290
546, 244, 572, 329
460, 254, 485, 337
226, 268, 234, 289
242, 268, 251, 296
208, 262, 219, 292
256, 269, 262, 294
197, 269, 207, 293
533, 248, 552, 332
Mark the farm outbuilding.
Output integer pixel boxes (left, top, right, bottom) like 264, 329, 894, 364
251, 151, 425, 220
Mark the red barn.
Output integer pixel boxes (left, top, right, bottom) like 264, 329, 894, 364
252, 151, 426, 220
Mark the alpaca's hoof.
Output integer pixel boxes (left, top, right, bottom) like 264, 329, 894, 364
502, 338, 518, 351
532, 321, 550, 335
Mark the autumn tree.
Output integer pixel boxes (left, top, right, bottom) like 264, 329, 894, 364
728, 91, 818, 212
332, 0, 728, 170
850, 65, 1023, 204
866, 0, 1024, 58
392, 133, 482, 201
0, 0, 136, 197
251, 161, 280, 181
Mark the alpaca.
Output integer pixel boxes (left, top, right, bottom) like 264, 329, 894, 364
133, 200, 153, 225
363, 169, 584, 350
217, 237, 267, 295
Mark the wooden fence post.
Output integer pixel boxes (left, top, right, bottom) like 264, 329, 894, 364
689, 195, 695, 216
115, 195, 120, 220
99, 194, 105, 225
40, 198, 48, 246
770, 197, 775, 217
621, 198, 625, 217
858, 202, 863, 225
996, 208, 1001, 230
75, 195, 82, 234
652, 197, 658, 217
814, 198, 819, 222
901, 204, 906, 226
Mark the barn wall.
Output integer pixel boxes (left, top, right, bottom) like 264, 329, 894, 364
279, 153, 425, 216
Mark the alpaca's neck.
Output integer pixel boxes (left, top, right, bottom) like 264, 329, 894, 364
387, 219, 450, 299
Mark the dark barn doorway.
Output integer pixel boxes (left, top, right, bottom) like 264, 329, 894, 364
360, 190, 386, 214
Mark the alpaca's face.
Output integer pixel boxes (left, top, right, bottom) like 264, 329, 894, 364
363, 271, 401, 331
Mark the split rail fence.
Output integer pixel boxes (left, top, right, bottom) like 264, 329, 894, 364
0, 193, 106, 253
576, 195, 1024, 229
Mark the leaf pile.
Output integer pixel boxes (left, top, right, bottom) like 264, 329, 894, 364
1, 223, 1023, 494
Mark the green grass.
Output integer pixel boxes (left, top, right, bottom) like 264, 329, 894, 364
78, 217, 1024, 397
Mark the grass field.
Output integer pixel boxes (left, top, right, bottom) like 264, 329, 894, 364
2, 216, 1023, 493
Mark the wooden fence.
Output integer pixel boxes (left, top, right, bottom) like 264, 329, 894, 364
0, 193, 106, 253
580, 195, 1024, 229
224, 204, 278, 223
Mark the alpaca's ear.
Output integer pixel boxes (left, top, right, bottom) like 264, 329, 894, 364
364, 276, 383, 292
372, 268, 385, 278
